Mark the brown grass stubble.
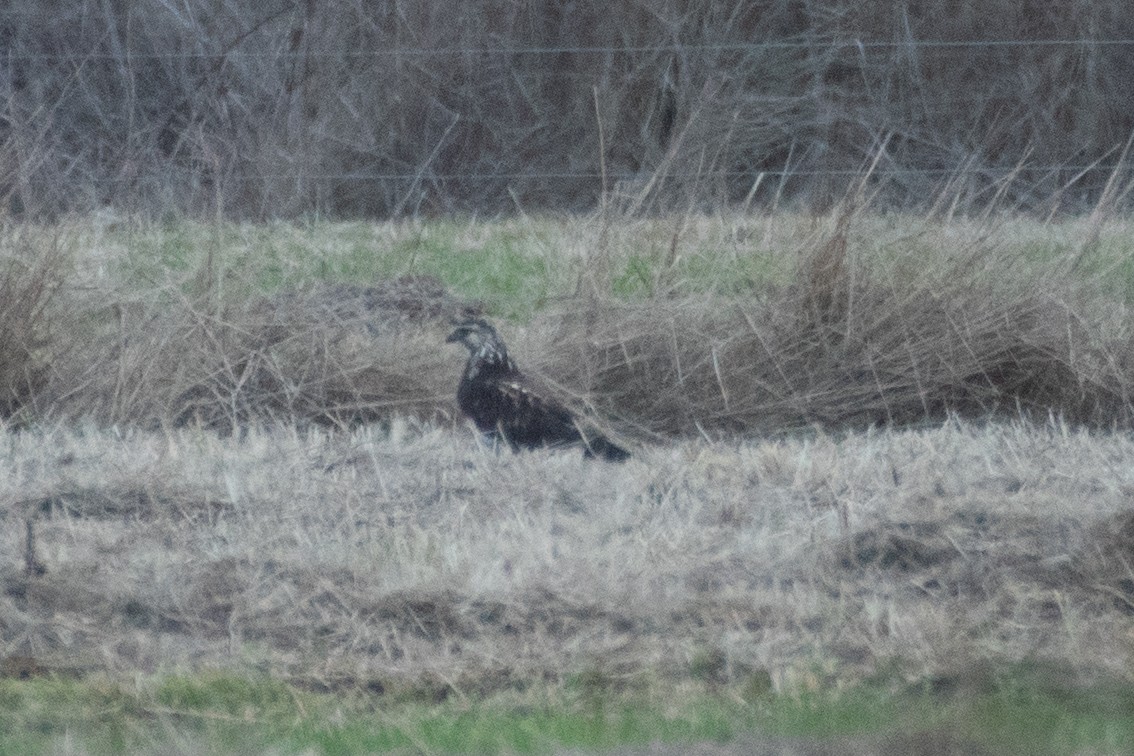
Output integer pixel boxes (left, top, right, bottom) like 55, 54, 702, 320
1, 419, 1133, 696
2, 217, 1134, 695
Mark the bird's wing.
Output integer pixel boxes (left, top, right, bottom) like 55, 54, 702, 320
496, 378, 575, 423
492, 377, 580, 447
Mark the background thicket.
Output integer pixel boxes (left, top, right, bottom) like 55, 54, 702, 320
3, 0, 1134, 218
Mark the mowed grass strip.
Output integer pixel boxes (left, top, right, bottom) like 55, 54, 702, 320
0, 671, 1131, 754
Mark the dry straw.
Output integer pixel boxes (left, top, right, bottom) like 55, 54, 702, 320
544, 214, 1134, 439
4, 414, 1134, 692
4, 202, 1134, 438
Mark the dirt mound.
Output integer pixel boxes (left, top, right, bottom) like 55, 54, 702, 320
837, 521, 960, 572
828, 510, 1067, 577
822, 506, 1134, 621
18, 485, 231, 522
1076, 510, 1134, 614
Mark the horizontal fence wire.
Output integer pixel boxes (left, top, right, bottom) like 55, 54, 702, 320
5, 27, 1131, 199
3, 38, 1134, 61
53, 166, 1133, 183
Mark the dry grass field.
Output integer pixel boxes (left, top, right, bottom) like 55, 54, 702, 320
2, 209, 1134, 751
3, 416, 1134, 688
2, 419, 1133, 751
9, 4, 1134, 747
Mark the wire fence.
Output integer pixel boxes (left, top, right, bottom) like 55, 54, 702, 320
54, 165, 1133, 183
5, 38, 1134, 61
5, 6, 1133, 216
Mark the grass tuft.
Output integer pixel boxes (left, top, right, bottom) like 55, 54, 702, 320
0, 227, 71, 422
12, 211, 1134, 438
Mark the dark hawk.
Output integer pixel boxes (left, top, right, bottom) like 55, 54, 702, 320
446, 318, 630, 461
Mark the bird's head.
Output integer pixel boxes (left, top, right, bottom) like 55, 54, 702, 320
446, 317, 499, 353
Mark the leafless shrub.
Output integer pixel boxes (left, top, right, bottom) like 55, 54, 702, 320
3, 1, 1134, 217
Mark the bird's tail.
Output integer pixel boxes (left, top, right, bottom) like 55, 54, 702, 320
582, 436, 631, 462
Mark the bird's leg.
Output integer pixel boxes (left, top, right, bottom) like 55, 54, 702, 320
477, 431, 503, 455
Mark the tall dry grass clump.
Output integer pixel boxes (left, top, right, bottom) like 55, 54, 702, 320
42, 274, 480, 430
7, 208, 1134, 439
0, 227, 70, 421
545, 211, 1134, 438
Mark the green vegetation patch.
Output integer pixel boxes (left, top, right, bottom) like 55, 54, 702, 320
101, 218, 572, 319
90, 213, 1134, 318
1, 669, 1132, 754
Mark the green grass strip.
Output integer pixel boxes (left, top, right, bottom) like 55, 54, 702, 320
0, 670, 1131, 754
